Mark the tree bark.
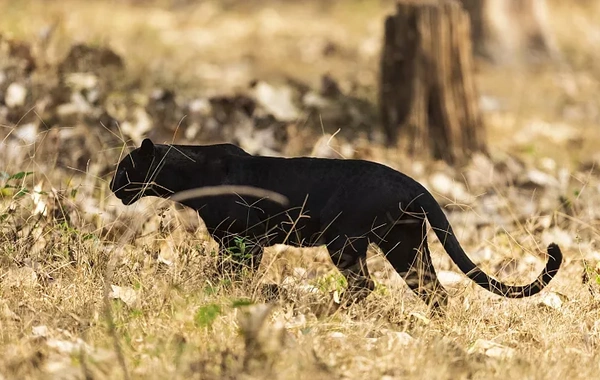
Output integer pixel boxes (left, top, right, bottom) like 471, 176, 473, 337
379, 0, 486, 165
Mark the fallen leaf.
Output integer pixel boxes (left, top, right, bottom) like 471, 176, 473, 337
437, 270, 467, 287
109, 285, 138, 307
468, 339, 515, 359
32, 325, 49, 337
252, 81, 299, 121
409, 312, 430, 326
387, 331, 415, 347
0, 301, 20, 321
31, 181, 47, 217
285, 313, 307, 330
328, 331, 346, 339
5, 82, 27, 108
537, 291, 567, 310
428, 172, 474, 204
158, 238, 176, 266
2, 267, 38, 289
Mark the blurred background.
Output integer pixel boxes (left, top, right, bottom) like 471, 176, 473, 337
2, 0, 600, 168
2, 0, 600, 245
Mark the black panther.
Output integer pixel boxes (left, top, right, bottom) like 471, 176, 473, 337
110, 138, 562, 310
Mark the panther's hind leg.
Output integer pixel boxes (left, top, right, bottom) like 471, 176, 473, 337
375, 221, 448, 312
325, 233, 375, 304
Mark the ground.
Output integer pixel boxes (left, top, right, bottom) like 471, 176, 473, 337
1, 0, 600, 379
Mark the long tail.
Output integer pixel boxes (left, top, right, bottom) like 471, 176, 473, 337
418, 190, 562, 298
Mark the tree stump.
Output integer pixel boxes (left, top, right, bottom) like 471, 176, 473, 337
379, 0, 486, 165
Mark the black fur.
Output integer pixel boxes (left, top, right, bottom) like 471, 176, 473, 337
111, 139, 563, 310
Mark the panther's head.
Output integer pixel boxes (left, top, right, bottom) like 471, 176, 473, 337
110, 138, 167, 205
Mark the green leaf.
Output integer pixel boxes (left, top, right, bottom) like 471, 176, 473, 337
194, 304, 221, 328
14, 188, 29, 198
130, 309, 144, 318
8, 171, 33, 181
203, 283, 218, 296
82, 233, 97, 241
231, 298, 253, 308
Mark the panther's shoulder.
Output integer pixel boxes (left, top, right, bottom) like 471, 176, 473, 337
211, 143, 252, 157
155, 142, 252, 159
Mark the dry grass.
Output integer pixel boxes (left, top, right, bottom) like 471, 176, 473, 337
1, 159, 599, 379
1, 0, 600, 379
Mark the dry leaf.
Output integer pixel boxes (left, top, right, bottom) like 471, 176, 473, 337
2, 267, 38, 289
468, 339, 515, 359
158, 238, 177, 266
31, 181, 47, 217
409, 312, 430, 326
1, 301, 20, 321
437, 270, 467, 287
109, 285, 138, 307
5, 82, 27, 108
252, 81, 299, 121
538, 291, 567, 310
32, 325, 49, 337
328, 331, 346, 339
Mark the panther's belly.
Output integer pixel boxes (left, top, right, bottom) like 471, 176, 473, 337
198, 200, 324, 248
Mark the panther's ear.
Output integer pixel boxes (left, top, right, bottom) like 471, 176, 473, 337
140, 138, 155, 157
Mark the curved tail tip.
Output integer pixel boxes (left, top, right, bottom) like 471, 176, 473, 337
546, 242, 562, 255
546, 242, 563, 268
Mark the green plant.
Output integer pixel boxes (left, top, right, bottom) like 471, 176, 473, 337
311, 272, 347, 293
194, 303, 222, 328
0, 171, 34, 198
227, 236, 253, 262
